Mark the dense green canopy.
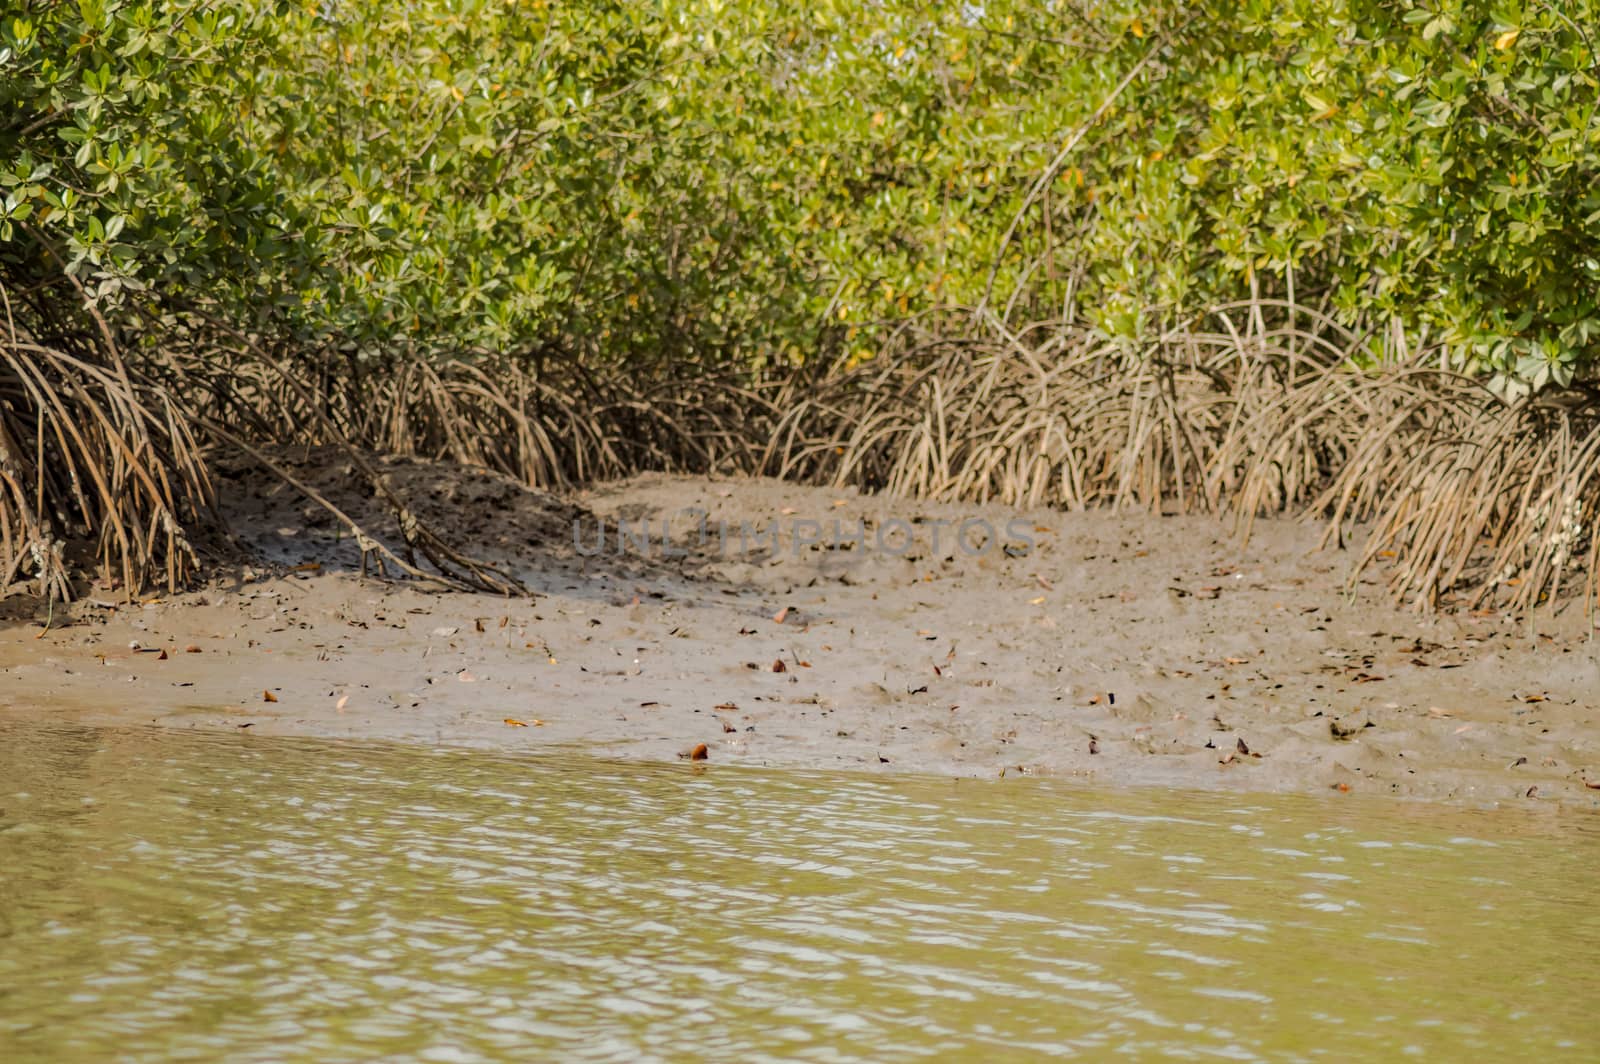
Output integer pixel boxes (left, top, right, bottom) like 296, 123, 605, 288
6, 1, 1596, 385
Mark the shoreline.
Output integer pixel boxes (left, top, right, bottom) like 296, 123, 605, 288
4, 464, 1599, 809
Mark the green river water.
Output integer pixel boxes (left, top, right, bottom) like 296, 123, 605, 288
1, 719, 1597, 1062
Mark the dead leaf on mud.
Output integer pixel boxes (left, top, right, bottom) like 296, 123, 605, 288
773, 606, 790, 624
1584, 779, 1600, 790
680, 743, 709, 761
504, 718, 529, 727
714, 702, 739, 711
771, 659, 787, 673
720, 719, 737, 733
262, 690, 278, 703
458, 670, 477, 683
335, 694, 350, 712
1427, 706, 1455, 718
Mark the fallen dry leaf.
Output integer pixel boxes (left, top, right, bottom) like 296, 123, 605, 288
156, 649, 169, 661
184, 645, 201, 654
335, 694, 350, 712
458, 670, 478, 683
1585, 779, 1600, 791
771, 659, 787, 673
475, 618, 486, 633
714, 702, 739, 711
262, 690, 278, 703
683, 743, 709, 761
1427, 706, 1455, 718
1029, 595, 1047, 605
720, 719, 737, 733
773, 606, 790, 624
1329, 719, 1361, 739
504, 718, 529, 727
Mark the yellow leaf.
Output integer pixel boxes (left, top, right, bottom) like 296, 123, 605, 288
504, 718, 529, 727
871, 111, 886, 127
1494, 29, 1519, 50
1130, 17, 1145, 38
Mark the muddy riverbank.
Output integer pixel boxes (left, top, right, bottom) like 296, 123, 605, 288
4, 456, 1598, 807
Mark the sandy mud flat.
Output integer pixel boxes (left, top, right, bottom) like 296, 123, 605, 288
4, 455, 1598, 809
